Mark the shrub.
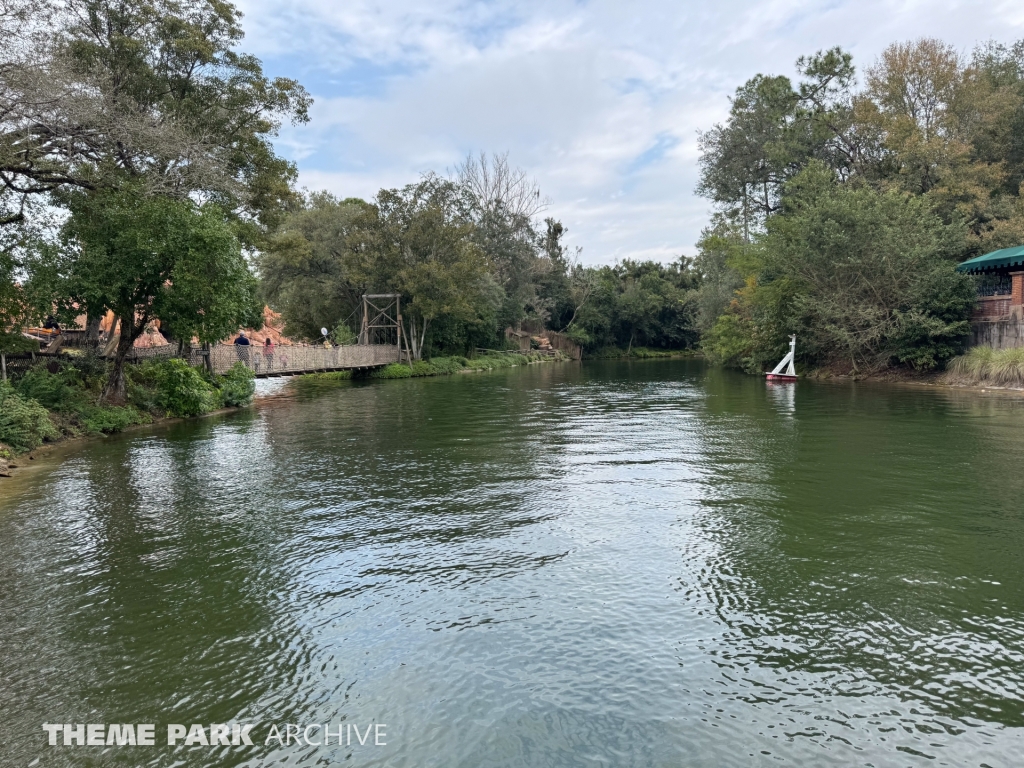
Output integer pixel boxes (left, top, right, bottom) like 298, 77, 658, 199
15, 364, 88, 412
362, 350, 561, 380
465, 352, 531, 370
0, 382, 58, 453
148, 358, 219, 417
218, 362, 256, 407
75, 404, 147, 434
371, 363, 413, 379
425, 357, 464, 375
702, 314, 754, 367
330, 322, 357, 346
0, 332, 38, 354
13, 362, 149, 437
947, 346, 994, 382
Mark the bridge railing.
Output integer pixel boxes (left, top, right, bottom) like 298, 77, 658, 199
3, 339, 401, 380
208, 343, 401, 376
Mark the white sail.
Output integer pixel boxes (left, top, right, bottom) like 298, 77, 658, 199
770, 335, 797, 376
770, 351, 791, 375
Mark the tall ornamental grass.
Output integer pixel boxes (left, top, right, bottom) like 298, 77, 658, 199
946, 347, 1024, 387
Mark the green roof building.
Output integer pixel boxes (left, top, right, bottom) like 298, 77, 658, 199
957, 246, 1024, 321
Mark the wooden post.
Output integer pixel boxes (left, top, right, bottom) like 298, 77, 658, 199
1, 352, 6, 382
360, 295, 369, 345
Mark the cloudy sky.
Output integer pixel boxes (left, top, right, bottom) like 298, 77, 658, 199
235, 0, 1024, 265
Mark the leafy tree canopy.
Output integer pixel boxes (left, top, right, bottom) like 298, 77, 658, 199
39, 186, 261, 400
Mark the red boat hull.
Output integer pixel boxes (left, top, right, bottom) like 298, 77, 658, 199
766, 373, 798, 382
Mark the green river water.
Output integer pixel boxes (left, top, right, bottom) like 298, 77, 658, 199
2, 359, 1024, 767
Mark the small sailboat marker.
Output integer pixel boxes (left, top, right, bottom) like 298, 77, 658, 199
766, 335, 798, 382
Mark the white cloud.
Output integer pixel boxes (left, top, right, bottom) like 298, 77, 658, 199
239, 0, 1024, 263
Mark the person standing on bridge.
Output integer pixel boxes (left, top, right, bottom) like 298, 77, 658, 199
234, 331, 251, 367
263, 338, 275, 371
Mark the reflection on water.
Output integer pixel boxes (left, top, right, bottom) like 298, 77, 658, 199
2, 359, 1024, 766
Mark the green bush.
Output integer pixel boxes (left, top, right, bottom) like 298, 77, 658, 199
15, 364, 88, 412
148, 358, 219, 417
702, 314, 754, 368
424, 357, 464, 375
586, 346, 679, 359
330, 322, 357, 346
371, 363, 414, 379
344, 350, 561, 382
0, 332, 40, 354
465, 352, 530, 370
14, 362, 148, 437
0, 382, 59, 452
218, 362, 256, 407
75, 404, 147, 434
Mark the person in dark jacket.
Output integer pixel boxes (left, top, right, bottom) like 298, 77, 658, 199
233, 331, 251, 365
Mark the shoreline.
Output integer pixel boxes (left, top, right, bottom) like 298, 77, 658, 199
0, 404, 249, 479
7, 354, 1021, 481
804, 368, 1024, 396
0, 353, 573, 478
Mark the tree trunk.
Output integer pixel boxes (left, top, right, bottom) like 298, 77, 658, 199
408, 317, 418, 361
419, 318, 429, 360
742, 185, 750, 244
101, 315, 143, 404
626, 330, 634, 356
406, 317, 429, 361
85, 314, 102, 348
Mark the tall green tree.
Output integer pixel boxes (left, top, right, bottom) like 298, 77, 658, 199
348, 178, 493, 360
697, 47, 867, 237
567, 259, 700, 352
50, 188, 261, 401
1, 0, 310, 232
259, 192, 371, 340
704, 162, 975, 373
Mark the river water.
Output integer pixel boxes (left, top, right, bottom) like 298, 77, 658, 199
2, 359, 1024, 767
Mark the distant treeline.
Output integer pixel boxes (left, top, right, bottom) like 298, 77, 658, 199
259, 158, 702, 359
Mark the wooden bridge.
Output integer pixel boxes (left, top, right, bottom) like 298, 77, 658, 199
206, 342, 401, 377
185, 294, 406, 378
5, 294, 407, 381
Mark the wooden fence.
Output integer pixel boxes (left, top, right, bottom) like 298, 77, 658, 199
503, 327, 582, 361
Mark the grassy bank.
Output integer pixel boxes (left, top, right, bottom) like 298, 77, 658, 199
584, 346, 696, 360
944, 347, 1024, 388
0, 356, 256, 460
303, 351, 567, 382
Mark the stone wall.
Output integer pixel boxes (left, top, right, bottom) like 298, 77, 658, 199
970, 317, 1024, 350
